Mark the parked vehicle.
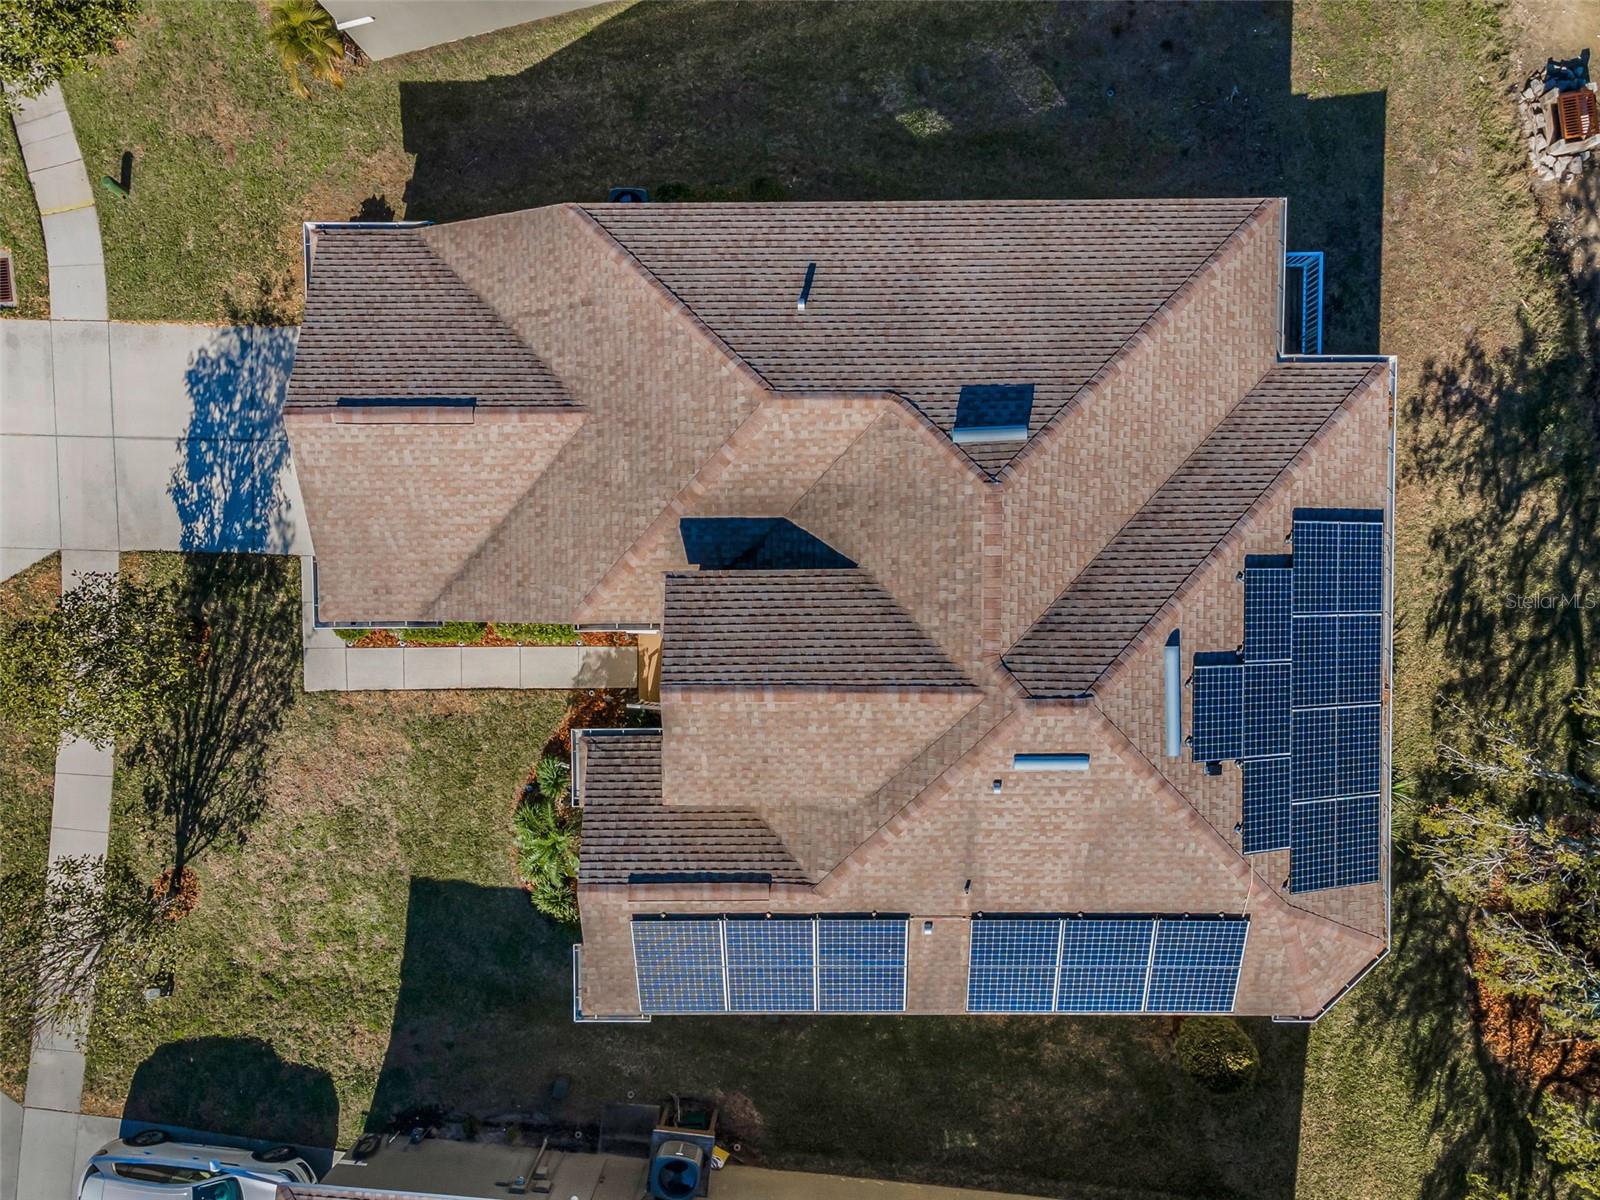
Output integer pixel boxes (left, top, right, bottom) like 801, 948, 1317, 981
78, 1129, 316, 1199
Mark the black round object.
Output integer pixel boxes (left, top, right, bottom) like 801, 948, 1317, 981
252, 1145, 298, 1163
351, 1133, 382, 1160
126, 1129, 169, 1147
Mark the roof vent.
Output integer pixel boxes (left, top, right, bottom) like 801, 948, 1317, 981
952, 384, 1034, 444
797, 261, 816, 313
0, 251, 15, 308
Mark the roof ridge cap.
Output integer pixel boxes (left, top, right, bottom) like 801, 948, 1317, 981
996, 198, 1278, 485
563, 204, 777, 395
1086, 361, 1386, 696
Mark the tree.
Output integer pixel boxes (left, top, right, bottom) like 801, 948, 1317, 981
0, 855, 173, 1052
127, 556, 299, 883
1531, 1096, 1600, 1198
0, 570, 189, 748
265, 0, 346, 100
0, 0, 141, 107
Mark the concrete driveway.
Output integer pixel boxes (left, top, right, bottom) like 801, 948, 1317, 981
1, 320, 311, 579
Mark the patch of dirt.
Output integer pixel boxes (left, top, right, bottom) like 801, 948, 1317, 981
578, 630, 635, 647
1472, 957, 1600, 1096
545, 689, 631, 757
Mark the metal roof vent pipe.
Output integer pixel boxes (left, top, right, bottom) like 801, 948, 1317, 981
1164, 630, 1182, 758
796, 261, 816, 313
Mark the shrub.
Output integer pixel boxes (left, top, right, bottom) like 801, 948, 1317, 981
266, 0, 346, 99
535, 754, 571, 803
1174, 1016, 1260, 1093
513, 797, 579, 924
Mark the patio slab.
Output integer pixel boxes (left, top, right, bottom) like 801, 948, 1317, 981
345, 647, 404, 690
1, 435, 61, 549
0, 320, 55, 435
41, 208, 104, 269
56, 436, 118, 550
48, 322, 112, 436
303, 646, 348, 692
461, 647, 522, 688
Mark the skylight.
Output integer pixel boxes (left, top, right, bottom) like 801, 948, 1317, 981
952, 384, 1034, 444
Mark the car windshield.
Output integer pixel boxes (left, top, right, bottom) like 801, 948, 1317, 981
113, 1163, 211, 1184
192, 1179, 243, 1200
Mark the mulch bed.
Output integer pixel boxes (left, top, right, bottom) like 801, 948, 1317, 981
345, 626, 636, 648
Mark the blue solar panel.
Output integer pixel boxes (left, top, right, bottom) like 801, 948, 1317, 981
1146, 918, 1249, 1012
1292, 708, 1338, 801
1241, 757, 1292, 853
1291, 616, 1339, 708
1243, 563, 1293, 662
1192, 658, 1243, 762
725, 917, 815, 1013
1292, 521, 1341, 614
1055, 918, 1154, 1012
1242, 662, 1291, 758
1337, 615, 1383, 706
1340, 521, 1384, 612
1335, 794, 1382, 886
967, 918, 1059, 1012
817, 918, 905, 1013
632, 918, 726, 1013
1290, 799, 1339, 892
1335, 705, 1383, 796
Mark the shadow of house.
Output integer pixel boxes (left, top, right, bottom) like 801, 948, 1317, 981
169, 326, 299, 555
399, 0, 1384, 350
123, 1036, 338, 1152
367, 879, 1308, 1197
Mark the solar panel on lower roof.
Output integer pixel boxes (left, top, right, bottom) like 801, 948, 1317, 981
1337, 615, 1383, 706
1054, 918, 1155, 1012
1339, 520, 1384, 613
966, 918, 1060, 1013
1335, 705, 1383, 797
817, 917, 905, 1013
1335, 794, 1382, 886
1292, 708, 1338, 801
1241, 757, 1292, 853
1291, 616, 1340, 708
724, 917, 815, 1013
1145, 917, 1248, 1012
1191, 657, 1244, 762
1290, 799, 1339, 892
1243, 562, 1293, 662
1242, 662, 1291, 758
1292, 520, 1341, 614
632, 918, 726, 1014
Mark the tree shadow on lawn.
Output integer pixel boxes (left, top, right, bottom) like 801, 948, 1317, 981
123, 1035, 338, 1152
365, 877, 1308, 1199
1404, 275, 1600, 750
398, 0, 1386, 352
1349, 843, 1546, 1199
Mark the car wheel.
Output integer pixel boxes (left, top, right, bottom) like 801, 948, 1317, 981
126, 1129, 169, 1147
252, 1145, 297, 1163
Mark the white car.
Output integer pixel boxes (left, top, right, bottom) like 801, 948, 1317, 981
78, 1129, 316, 1199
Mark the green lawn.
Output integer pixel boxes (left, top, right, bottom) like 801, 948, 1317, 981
0, 118, 50, 319
26, 0, 1599, 1195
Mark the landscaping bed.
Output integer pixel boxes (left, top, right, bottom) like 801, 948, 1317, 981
0, 119, 50, 320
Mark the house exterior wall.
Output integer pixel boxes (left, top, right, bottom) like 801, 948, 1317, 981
998, 203, 1285, 650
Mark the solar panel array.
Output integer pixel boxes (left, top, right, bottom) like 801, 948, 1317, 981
1192, 513, 1385, 891
632, 915, 907, 1015
967, 915, 1248, 1013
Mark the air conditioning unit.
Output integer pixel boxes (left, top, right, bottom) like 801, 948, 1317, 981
608, 187, 649, 203
648, 1140, 704, 1200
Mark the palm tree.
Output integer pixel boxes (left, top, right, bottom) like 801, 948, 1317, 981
265, 0, 345, 100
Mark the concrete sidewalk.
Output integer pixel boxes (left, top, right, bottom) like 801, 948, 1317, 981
9, 84, 106, 321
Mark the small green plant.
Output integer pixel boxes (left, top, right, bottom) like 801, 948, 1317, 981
265, 0, 345, 100
535, 754, 571, 803
513, 796, 580, 925
1174, 1016, 1260, 1093
895, 107, 953, 139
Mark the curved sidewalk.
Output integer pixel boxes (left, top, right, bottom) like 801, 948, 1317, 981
10, 84, 106, 320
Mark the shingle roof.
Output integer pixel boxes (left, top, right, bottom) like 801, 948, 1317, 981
662, 569, 973, 688
1003, 361, 1385, 697
576, 731, 808, 885
582, 199, 1268, 474
287, 226, 575, 408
